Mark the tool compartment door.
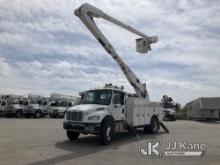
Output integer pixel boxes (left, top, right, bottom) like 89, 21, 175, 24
133, 105, 140, 126
144, 104, 154, 125
139, 105, 145, 126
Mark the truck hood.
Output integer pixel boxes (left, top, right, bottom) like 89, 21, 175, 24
11, 104, 22, 109
52, 107, 66, 110
68, 104, 106, 113
29, 104, 41, 109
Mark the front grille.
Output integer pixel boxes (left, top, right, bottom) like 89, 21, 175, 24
53, 109, 58, 113
66, 111, 83, 121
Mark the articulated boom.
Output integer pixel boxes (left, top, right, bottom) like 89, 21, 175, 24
74, 3, 157, 101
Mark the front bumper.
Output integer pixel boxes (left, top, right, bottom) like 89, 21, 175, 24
63, 121, 100, 134
164, 113, 176, 120
50, 111, 65, 118
23, 110, 34, 115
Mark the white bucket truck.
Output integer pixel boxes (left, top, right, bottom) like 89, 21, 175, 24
48, 93, 78, 118
63, 3, 167, 145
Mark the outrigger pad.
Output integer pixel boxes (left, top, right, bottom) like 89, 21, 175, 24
160, 122, 169, 133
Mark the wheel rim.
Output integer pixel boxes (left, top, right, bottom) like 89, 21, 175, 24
106, 127, 112, 141
36, 112, 40, 118
17, 112, 21, 118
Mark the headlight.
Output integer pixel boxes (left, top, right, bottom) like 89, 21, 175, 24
88, 115, 100, 121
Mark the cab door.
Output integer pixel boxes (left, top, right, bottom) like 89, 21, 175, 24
110, 91, 125, 121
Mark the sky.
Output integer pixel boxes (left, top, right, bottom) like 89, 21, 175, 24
0, 0, 220, 105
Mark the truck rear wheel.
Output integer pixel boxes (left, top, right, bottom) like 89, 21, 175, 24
67, 130, 80, 140
99, 117, 114, 145
144, 117, 159, 134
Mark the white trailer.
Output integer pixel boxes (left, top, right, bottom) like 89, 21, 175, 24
185, 97, 220, 121
63, 3, 167, 145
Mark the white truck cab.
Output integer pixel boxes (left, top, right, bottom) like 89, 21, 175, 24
64, 84, 163, 145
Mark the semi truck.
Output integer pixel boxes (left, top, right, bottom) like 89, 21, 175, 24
63, 3, 167, 145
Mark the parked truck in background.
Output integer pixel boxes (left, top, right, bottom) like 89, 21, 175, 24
3, 95, 27, 118
48, 93, 78, 118
63, 4, 166, 145
23, 94, 48, 118
161, 95, 176, 121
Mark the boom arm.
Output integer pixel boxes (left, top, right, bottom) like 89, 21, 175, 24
74, 3, 157, 101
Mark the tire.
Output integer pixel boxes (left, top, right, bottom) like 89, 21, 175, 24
35, 111, 42, 118
144, 117, 159, 134
67, 130, 80, 140
99, 117, 115, 145
5, 114, 10, 118
25, 114, 30, 118
16, 111, 22, 118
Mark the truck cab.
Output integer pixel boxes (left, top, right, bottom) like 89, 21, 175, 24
162, 102, 176, 121
5, 98, 26, 118
64, 84, 163, 145
49, 101, 73, 118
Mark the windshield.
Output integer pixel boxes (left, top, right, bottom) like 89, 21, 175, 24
50, 101, 68, 107
163, 102, 174, 109
81, 90, 112, 105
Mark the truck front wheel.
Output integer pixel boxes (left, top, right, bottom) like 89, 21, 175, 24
144, 117, 159, 134
67, 130, 80, 140
16, 111, 22, 118
35, 111, 42, 118
99, 117, 114, 145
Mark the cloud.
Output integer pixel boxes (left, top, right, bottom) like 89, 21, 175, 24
0, 57, 11, 77
0, 0, 220, 105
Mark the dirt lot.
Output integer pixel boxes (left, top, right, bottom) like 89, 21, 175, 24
0, 118, 219, 165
